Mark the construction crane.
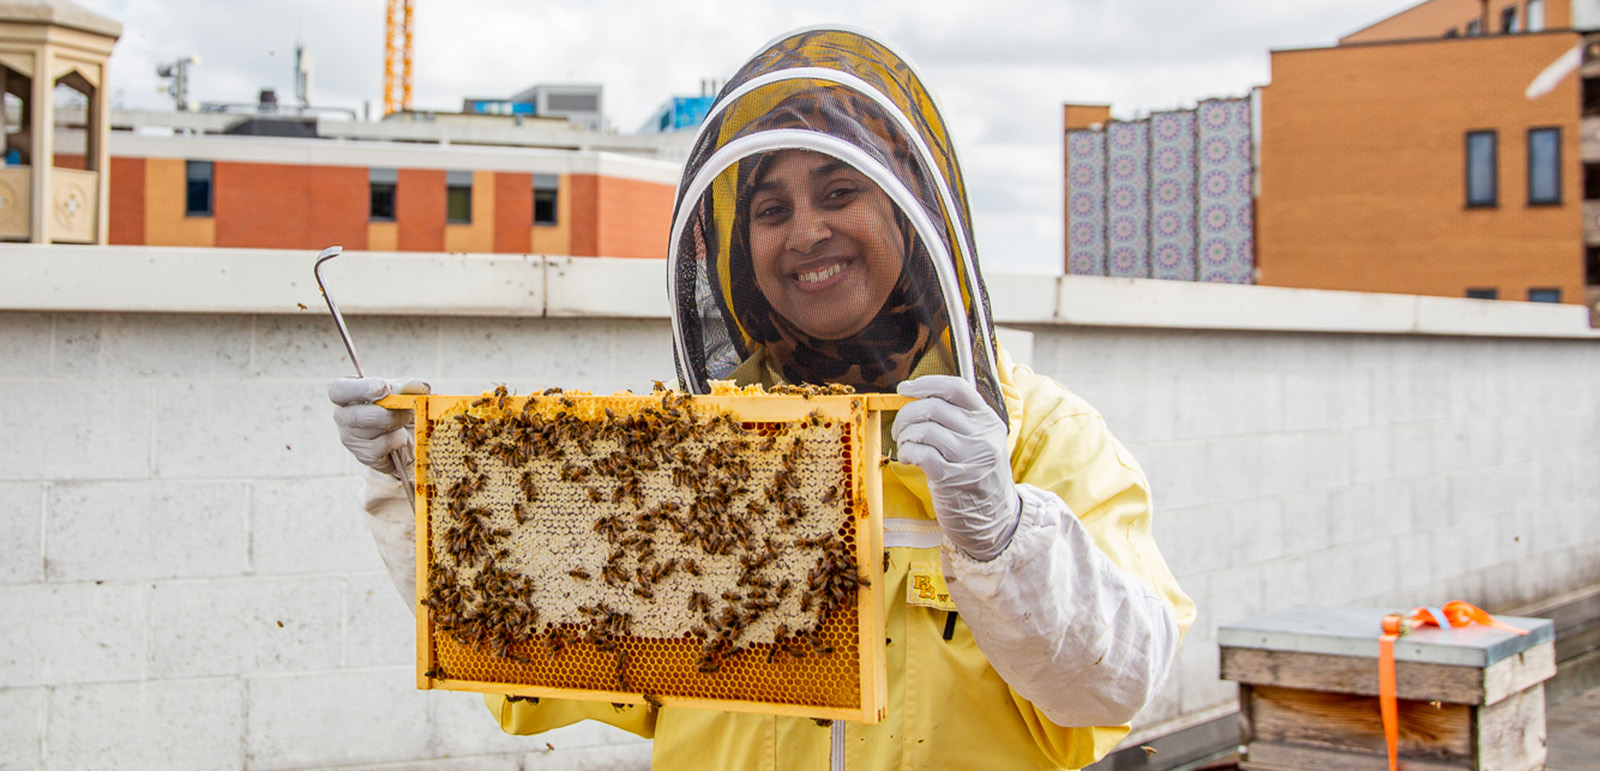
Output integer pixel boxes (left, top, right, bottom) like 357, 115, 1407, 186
382, 0, 414, 115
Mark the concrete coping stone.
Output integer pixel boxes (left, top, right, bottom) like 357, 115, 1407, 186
2, 245, 1596, 340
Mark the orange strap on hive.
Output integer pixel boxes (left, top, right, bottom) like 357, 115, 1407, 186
1376, 601, 1527, 771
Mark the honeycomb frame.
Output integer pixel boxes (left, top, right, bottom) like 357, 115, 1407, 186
380, 391, 900, 724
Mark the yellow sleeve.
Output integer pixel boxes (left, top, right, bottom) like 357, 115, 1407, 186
485, 694, 657, 739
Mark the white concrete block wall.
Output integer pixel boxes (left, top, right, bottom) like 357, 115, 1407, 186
3, 254, 1599, 766
1023, 326, 1600, 736
0, 311, 657, 770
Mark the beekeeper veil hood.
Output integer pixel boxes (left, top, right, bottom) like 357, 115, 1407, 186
668, 26, 1007, 421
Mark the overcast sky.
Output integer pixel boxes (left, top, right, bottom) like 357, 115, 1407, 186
80, 0, 1410, 273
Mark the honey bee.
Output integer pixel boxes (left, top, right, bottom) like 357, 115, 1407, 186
568, 568, 591, 580
643, 692, 663, 709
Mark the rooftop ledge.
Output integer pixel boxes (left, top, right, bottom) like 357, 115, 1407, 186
2, 245, 1595, 340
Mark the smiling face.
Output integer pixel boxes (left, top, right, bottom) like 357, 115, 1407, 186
745, 150, 906, 340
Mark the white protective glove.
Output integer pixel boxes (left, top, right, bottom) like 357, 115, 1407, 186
892, 375, 1022, 562
329, 377, 430, 476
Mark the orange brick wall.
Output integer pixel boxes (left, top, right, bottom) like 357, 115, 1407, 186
397, 168, 446, 252
1342, 0, 1569, 43
1257, 32, 1584, 302
108, 156, 144, 245
568, 174, 600, 257
494, 171, 533, 253
142, 158, 214, 247
213, 162, 368, 250
596, 176, 675, 259
92, 156, 665, 257
1062, 104, 1112, 131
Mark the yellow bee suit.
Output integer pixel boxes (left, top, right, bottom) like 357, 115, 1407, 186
489, 350, 1195, 770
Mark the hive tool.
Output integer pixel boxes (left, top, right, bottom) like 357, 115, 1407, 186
314, 245, 417, 508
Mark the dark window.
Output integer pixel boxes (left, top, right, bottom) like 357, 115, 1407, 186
1466, 131, 1497, 207
1588, 246, 1600, 285
1466, 19, 1482, 35
185, 160, 213, 217
1529, 287, 1561, 302
1585, 163, 1600, 199
1584, 78, 1600, 117
546, 92, 600, 112
1528, 127, 1561, 205
1444, 27, 1460, 37
446, 170, 472, 224
1467, 288, 1499, 300
1501, 7, 1518, 33
533, 173, 559, 226
369, 168, 397, 222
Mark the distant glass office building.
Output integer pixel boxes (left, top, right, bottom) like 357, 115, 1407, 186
639, 96, 715, 133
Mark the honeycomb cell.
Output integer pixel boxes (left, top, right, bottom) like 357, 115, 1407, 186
416, 390, 881, 718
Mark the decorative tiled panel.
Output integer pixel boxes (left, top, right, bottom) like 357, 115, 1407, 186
1149, 110, 1197, 281
1066, 130, 1106, 276
1106, 120, 1150, 278
1196, 98, 1254, 284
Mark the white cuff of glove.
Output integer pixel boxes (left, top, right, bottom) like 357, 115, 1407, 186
360, 465, 419, 610
944, 483, 1179, 726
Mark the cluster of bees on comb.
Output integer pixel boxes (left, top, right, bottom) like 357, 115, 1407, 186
422, 382, 871, 684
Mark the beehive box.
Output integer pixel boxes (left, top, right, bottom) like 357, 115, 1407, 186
1220, 607, 1556, 771
379, 387, 901, 724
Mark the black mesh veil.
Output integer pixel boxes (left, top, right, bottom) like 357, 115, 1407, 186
668, 27, 1007, 422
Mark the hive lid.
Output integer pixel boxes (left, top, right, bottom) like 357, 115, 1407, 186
1218, 606, 1554, 667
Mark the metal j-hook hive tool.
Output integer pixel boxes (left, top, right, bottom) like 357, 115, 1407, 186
314, 245, 416, 508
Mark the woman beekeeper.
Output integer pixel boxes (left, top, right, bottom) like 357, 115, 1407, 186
332, 27, 1192, 770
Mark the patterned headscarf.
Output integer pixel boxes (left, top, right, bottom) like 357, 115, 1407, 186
714, 99, 949, 392
668, 27, 1007, 421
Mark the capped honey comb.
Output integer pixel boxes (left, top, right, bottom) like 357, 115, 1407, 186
384, 386, 898, 724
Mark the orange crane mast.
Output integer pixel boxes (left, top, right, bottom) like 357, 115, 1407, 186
383, 0, 414, 115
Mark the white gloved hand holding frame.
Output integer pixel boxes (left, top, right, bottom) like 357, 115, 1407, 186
329, 376, 431, 477
891, 375, 1021, 562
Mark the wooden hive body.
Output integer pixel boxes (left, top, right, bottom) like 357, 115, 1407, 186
1220, 607, 1556, 770
383, 391, 899, 724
